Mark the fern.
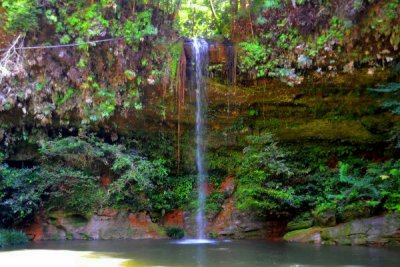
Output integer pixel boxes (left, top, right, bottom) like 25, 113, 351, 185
368, 82, 400, 93
368, 83, 400, 115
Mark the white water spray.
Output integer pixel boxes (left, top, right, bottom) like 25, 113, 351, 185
193, 38, 209, 240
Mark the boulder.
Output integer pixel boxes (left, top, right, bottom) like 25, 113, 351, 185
207, 198, 286, 239
25, 210, 164, 240
284, 227, 323, 244
321, 213, 400, 246
284, 213, 400, 247
287, 219, 313, 231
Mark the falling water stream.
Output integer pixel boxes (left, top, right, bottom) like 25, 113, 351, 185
193, 38, 209, 241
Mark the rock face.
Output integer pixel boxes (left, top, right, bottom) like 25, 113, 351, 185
24, 177, 287, 241
284, 213, 400, 247
25, 210, 164, 241
208, 197, 286, 239
161, 210, 185, 228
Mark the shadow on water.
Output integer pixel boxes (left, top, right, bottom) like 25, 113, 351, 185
1, 240, 400, 267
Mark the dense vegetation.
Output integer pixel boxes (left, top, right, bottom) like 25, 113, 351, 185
0, 0, 399, 242
0, 229, 28, 247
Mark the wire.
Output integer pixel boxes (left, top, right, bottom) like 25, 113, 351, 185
0, 37, 124, 52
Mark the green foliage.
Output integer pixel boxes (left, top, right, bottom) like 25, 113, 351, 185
172, 176, 195, 208
0, 229, 28, 247
368, 83, 400, 93
169, 42, 183, 83
39, 136, 173, 215
176, 0, 231, 37
115, 11, 158, 47
314, 160, 400, 221
366, 0, 400, 49
63, 3, 109, 40
238, 40, 268, 78
205, 191, 225, 215
305, 16, 349, 57
38, 136, 119, 216
40, 166, 104, 217
108, 155, 169, 210
380, 163, 400, 212
42, 2, 158, 48
1, 0, 40, 32
261, 0, 281, 10
165, 226, 184, 239
368, 83, 400, 115
0, 165, 42, 227
236, 133, 301, 217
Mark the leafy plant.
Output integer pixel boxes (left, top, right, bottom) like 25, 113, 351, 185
0, 229, 29, 247
165, 226, 184, 239
0, 165, 42, 227
1, 0, 40, 32
236, 133, 300, 217
368, 83, 400, 115
238, 40, 268, 78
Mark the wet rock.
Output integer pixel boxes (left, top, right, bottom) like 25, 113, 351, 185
208, 43, 227, 64
161, 210, 184, 228
285, 213, 400, 247
97, 208, 119, 217
321, 213, 400, 246
67, 68, 82, 86
208, 198, 286, 239
100, 174, 113, 187
284, 227, 322, 244
26, 210, 164, 240
287, 219, 313, 231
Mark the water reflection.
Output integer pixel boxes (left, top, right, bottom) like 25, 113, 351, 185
196, 245, 205, 267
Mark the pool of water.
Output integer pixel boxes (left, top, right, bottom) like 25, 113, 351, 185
1, 239, 400, 267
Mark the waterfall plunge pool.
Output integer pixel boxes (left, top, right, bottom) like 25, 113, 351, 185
1, 239, 400, 267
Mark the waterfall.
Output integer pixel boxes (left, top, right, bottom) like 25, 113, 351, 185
192, 38, 209, 240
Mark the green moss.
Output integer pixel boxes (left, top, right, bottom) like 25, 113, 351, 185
277, 119, 380, 143
283, 227, 322, 242
287, 220, 313, 231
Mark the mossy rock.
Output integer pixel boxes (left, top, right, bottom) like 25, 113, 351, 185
338, 203, 372, 223
360, 115, 393, 134
284, 227, 322, 243
48, 211, 89, 224
321, 213, 400, 246
313, 210, 337, 227
277, 119, 381, 143
287, 220, 314, 231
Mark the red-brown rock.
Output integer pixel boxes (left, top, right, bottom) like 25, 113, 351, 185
161, 210, 185, 228
24, 217, 44, 241
219, 176, 236, 196
98, 207, 119, 217
100, 174, 112, 187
